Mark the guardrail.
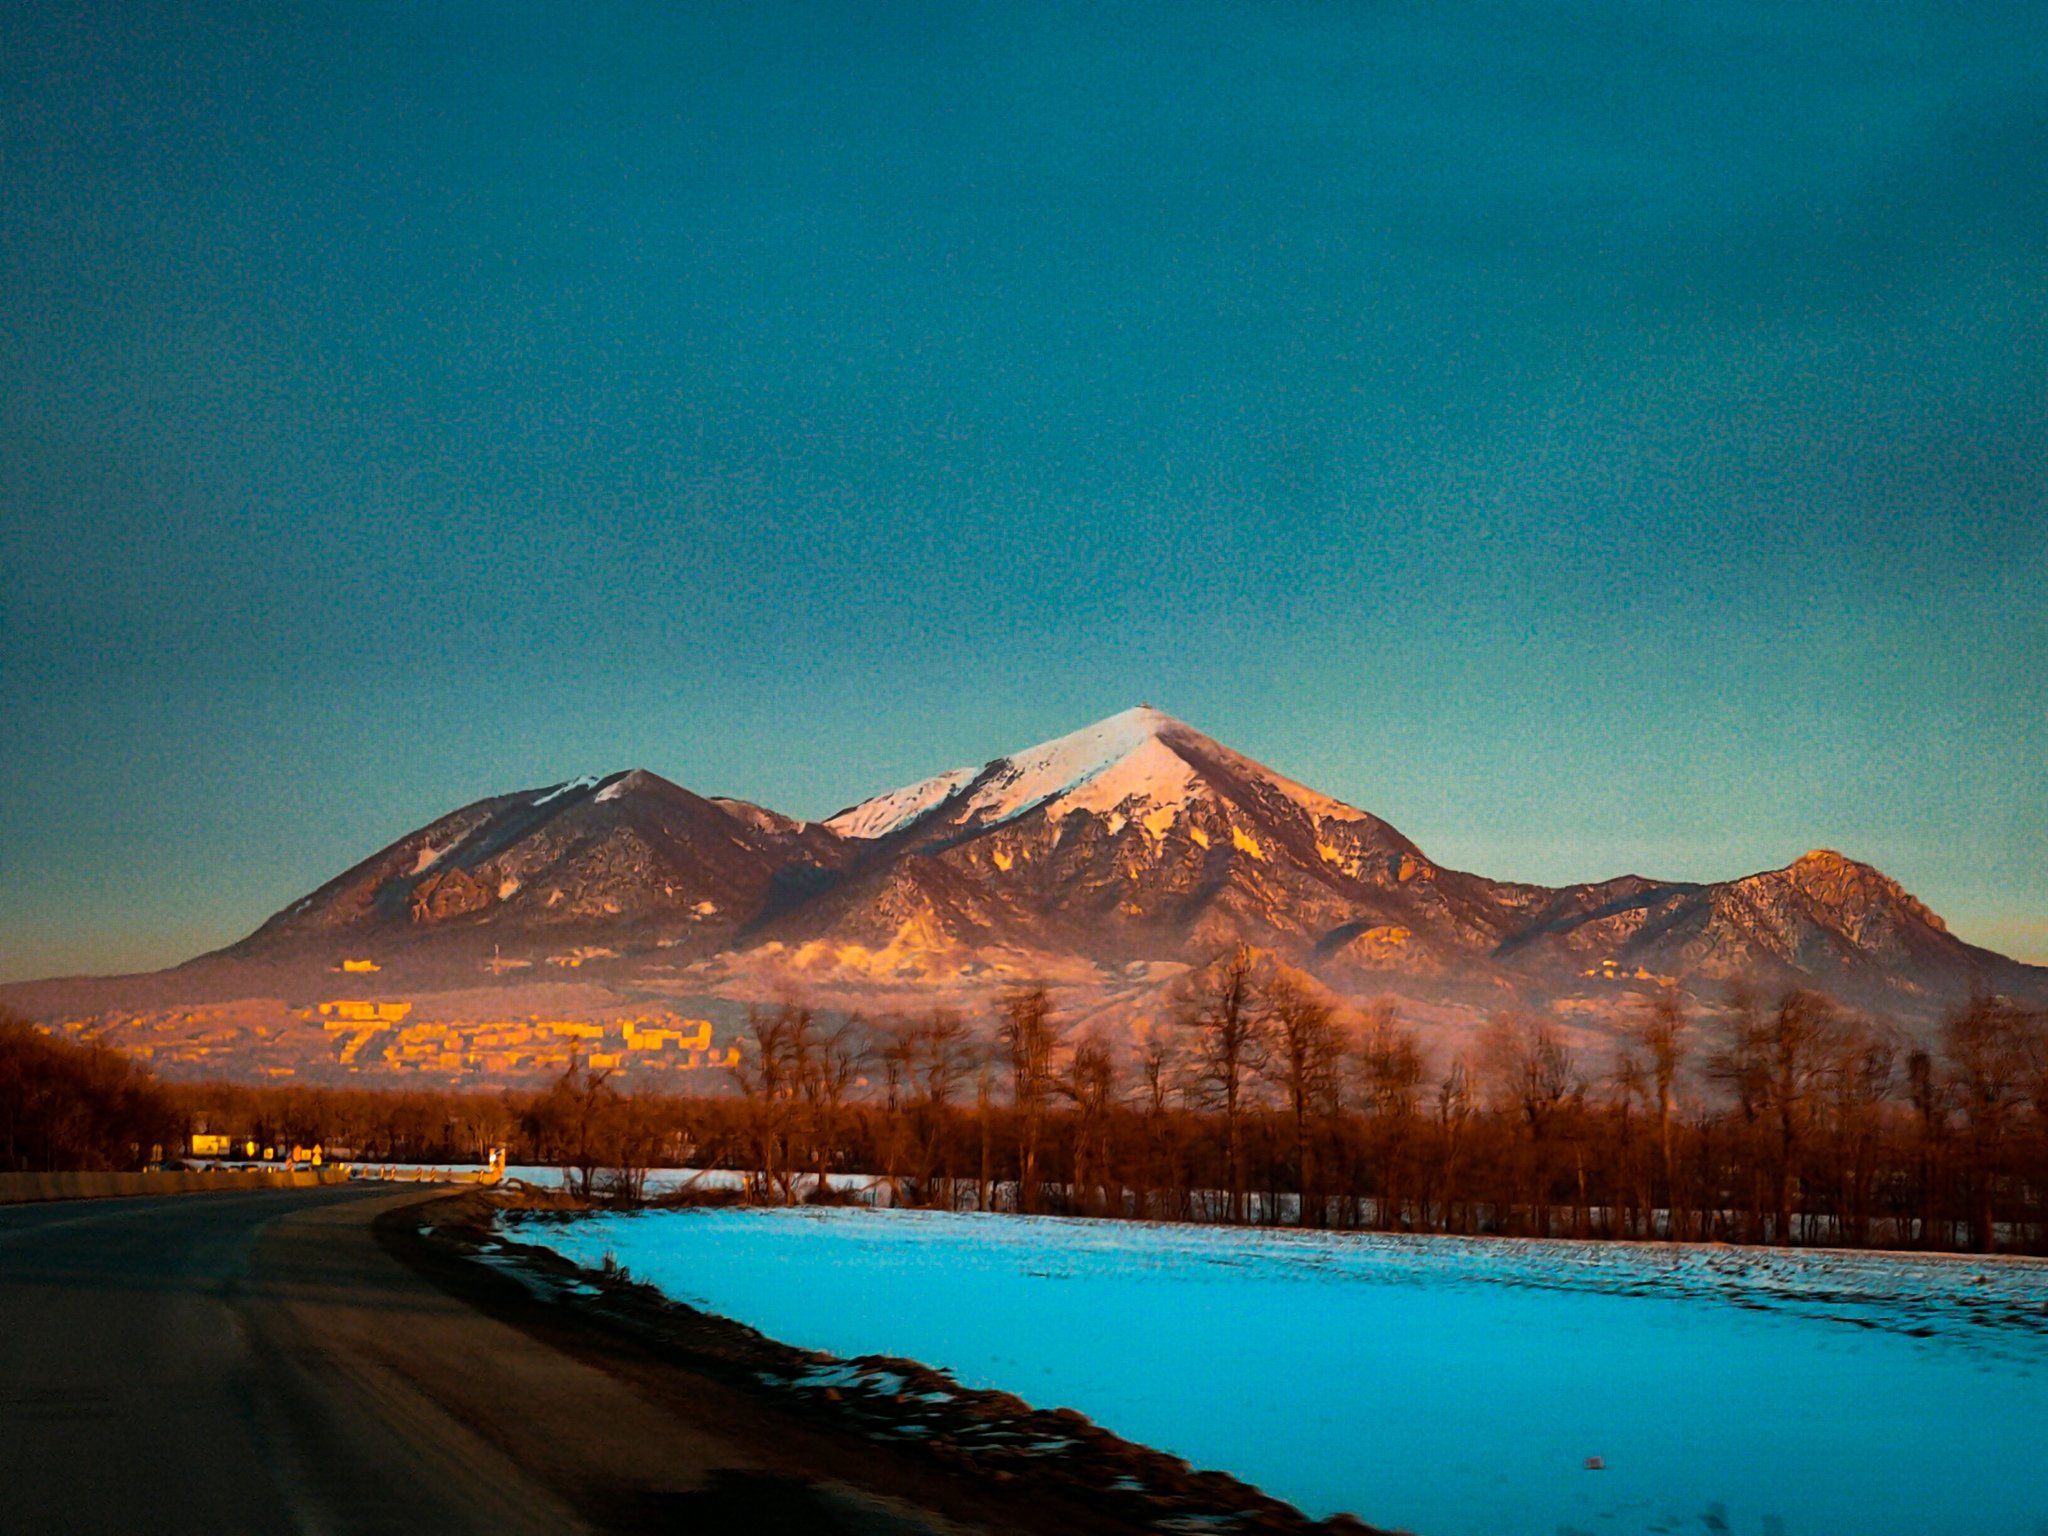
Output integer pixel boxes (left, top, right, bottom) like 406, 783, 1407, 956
348, 1166, 503, 1185
0, 1167, 354, 1205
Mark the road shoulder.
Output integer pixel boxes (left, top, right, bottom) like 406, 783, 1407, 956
380, 1190, 1384, 1535
260, 1189, 1128, 1533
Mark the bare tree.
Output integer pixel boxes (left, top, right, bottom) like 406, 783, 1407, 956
1352, 1002, 1428, 1228
594, 1093, 661, 1206
1820, 1019, 1897, 1247
799, 1013, 865, 1200
731, 1004, 802, 1202
1943, 996, 2036, 1252
1765, 990, 1837, 1244
1904, 1043, 1946, 1247
910, 1008, 972, 1208
1265, 977, 1344, 1226
1635, 988, 1689, 1238
874, 1015, 918, 1195
1357, 1004, 1426, 1119
1478, 1016, 1580, 1129
731, 1001, 863, 1203
527, 1058, 617, 1201
975, 1060, 996, 1213
460, 1095, 514, 1167
1178, 949, 1268, 1222
1066, 1034, 1118, 1216
1135, 1019, 1182, 1219
1477, 1014, 1581, 1236
1707, 986, 1772, 1241
1000, 985, 1062, 1214
1608, 1036, 1651, 1238
918, 1009, 974, 1108
1432, 1057, 1474, 1233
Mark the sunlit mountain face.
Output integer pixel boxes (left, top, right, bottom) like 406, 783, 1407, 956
7, 707, 2037, 1088
195, 707, 2040, 1014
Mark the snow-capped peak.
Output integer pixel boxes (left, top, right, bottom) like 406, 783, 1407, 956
825, 764, 980, 839
958, 706, 1191, 825
826, 706, 1379, 843
532, 773, 601, 808
825, 707, 1181, 840
594, 769, 652, 804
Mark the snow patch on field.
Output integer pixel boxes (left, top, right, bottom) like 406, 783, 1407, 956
509, 1207, 2048, 1536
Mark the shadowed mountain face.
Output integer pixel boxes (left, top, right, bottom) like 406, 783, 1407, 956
174, 707, 2043, 1017
225, 769, 856, 965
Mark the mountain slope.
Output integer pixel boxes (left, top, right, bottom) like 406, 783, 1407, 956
224, 768, 853, 966
809, 707, 1520, 981
1502, 849, 2032, 1004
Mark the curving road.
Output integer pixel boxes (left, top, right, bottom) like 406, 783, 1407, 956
0, 1186, 593, 1535
0, 1186, 1091, 1536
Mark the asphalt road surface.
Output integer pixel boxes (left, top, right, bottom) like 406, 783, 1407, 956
0, 1185, 1088, 1536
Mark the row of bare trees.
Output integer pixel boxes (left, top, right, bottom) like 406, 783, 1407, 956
714, 957, 2048, 1253
47, 967, 2048, 1251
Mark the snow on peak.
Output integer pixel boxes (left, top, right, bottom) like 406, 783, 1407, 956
532, 773, 601, 808
826, 764, 980, 839
960, 707, 1193, 826
960, 706, 1372, 829
824, 705, 1376, 843
595, 769, 651, 804
826, 707, 1198, 840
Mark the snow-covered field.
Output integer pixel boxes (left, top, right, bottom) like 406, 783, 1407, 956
506, 1207, 2048, 1536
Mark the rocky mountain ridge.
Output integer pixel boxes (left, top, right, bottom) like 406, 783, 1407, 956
177, 706, 2039, 1018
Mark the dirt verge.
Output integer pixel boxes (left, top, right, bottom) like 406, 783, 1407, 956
384, 1190, 1395, 1535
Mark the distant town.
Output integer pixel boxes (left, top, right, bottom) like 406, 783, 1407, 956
37, 1002, 741, 1088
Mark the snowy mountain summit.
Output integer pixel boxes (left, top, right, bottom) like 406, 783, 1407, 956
802, 706, 1516, 969
827, 706, 1372, 845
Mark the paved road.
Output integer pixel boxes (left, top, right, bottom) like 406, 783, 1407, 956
0, 1186, 1010, 1536
0, 1186, 583, 1535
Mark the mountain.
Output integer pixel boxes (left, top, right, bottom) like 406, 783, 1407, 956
798, 707, 2037, 1011
1491, 849, 1990, 998
7, 709, 2042, 1072
804, 707, 1528, 979
221, 767, 855, 969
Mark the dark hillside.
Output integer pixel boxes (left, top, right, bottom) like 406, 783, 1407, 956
0, 1013, 180, 1172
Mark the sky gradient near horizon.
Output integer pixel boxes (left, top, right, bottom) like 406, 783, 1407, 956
3, 1, 2045, 982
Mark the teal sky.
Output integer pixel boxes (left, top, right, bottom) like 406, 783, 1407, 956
3, 1, 2044, 982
